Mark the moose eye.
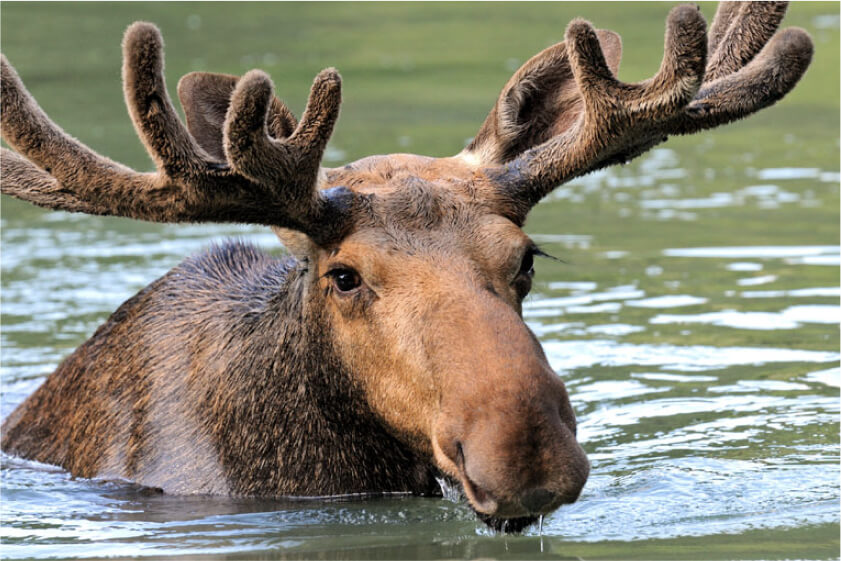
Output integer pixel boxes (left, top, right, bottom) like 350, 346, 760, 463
328, 268, 362, 293
519, 250, 535, 278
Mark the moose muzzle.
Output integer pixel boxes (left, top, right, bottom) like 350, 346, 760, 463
427, 289, 589, 519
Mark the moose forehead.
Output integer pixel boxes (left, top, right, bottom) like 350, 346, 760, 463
325, 153, 502, 232
320, 154, 529, 260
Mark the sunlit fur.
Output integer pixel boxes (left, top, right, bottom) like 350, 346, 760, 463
0, 2, 812, 532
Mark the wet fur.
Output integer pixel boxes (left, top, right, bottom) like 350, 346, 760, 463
0, 2, 812, 534
1, 241, 439, 498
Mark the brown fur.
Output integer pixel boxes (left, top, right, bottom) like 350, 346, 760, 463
2, 243, 438, 496
472, 3, 812, 216
467, 29, 622, 165
177, 72, 298, 161
0, 2, 811, 530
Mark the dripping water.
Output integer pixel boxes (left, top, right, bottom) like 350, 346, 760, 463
434, 476, 463, 502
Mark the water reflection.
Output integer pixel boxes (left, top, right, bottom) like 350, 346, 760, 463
650, 305, 840, 330
1, 145, 838, 558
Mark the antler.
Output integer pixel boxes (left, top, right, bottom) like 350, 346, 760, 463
467, 2, 813, 219
0, 22, 353, 244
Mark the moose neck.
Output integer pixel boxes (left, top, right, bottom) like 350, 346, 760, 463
195, 258, 439, 498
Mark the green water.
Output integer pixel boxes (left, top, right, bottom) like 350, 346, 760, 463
1, 3, 839, 560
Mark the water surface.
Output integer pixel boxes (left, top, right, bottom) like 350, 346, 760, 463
1, 2, 839, 559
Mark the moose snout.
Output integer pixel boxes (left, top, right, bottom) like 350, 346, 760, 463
421, 283, 589, 520
520, 487, 557, 513
431, 372, 589, 519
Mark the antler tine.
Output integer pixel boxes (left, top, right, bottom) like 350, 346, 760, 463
638, 5, 707, 115
121, 22, 215, 176
487, 2, 811, 219
1, 53, 162, 218
176, 71, 299, 161
223, 67, 343, 222
563, 20, 623, 115
707, 2, 743, 55
568, 5, 706, 123
494, 5, 707, 211
705, 2, 788, 82
670, 1, 811, 136
1, 147, 100, 215
1, 23, 355, 243
673, 25, 812, 136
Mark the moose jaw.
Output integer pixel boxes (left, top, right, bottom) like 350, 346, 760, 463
0, 3, 812, 533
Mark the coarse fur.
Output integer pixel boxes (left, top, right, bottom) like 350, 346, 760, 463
4, 242, 439, 496
0, 2, 812, 532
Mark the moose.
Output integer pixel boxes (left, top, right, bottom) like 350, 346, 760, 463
0, 2, 811, 532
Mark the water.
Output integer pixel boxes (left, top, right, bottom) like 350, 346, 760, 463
1, 2, 839, 559
2, 154, 837, 558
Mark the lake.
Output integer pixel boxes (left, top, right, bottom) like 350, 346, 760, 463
1, 3, 839, 559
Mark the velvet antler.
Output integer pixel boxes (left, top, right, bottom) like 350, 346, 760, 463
461, 2, 813, 219
0, 23, 354, 244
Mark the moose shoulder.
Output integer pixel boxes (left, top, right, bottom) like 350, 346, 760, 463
0, 2, 811, 532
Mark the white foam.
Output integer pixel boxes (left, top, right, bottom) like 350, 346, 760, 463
785, 255, 841, 266
737, 275, 777, 287
650, 305, 839, 330
527, 321, 584, 337
820, 171, 841, 183
544, 340, 839, 372
585, 324, 645, 336
529, 234, 592, 249
640, 193, 734, 209
626, 295, 707, 308
739, 184, 780, 197
567, 303, 623, 314
782, 305, 840, 324
740, 287, 840, 299
631, 372, 719, 383
756, 167, 820, 180
803, 367, 841, 388
547, 281, 598, 292
788, 287, 840, 297
651, 310, 797, 330
573, 380, 668, 403
525, 285, 645, 311
640, 184, 806, 211
726, 262, 763, 272
602, 250, 629, 259
664, 246, 839, 259
740, 290, 787, 299
523, 308, 567, 319
708, 380, 812, 393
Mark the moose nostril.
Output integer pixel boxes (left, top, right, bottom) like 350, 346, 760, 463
455, 441, 465, 467
520, 487, 556, 513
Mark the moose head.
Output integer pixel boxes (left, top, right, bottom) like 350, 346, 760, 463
0, 2, 811, 532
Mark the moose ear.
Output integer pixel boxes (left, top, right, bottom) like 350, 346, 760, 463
462, 29, 621, 165
177, 72, 298, 160
271, 226, 318, 262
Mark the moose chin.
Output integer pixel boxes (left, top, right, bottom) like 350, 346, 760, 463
0, 2, 811, 532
